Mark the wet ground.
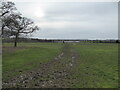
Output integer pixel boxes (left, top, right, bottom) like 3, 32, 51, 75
2, 44, 80, 88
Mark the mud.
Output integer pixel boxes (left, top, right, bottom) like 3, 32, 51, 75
2, 44, 79, 88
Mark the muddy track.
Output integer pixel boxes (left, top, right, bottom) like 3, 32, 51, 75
2, 44, 80, 88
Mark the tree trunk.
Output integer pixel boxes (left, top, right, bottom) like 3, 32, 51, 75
1, 25, 5, 37
14, 33, 18, 47
14, 30, 20, 47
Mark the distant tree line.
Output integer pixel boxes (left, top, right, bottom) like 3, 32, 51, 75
0, 0, 39, 47
3, 38, 120, 43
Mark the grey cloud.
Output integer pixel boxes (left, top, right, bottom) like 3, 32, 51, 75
14, 1, 118, 39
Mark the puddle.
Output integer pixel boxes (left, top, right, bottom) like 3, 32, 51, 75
69, 63, 73, 67
72, 56, 75, 59
55, 52, 64, 60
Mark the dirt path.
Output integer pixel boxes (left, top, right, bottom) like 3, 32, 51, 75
2, 43, 80, 88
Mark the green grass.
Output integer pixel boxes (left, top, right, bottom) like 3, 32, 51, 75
72, 43, 118, 88
2, 42, 118, 88
3, 42, 63, 81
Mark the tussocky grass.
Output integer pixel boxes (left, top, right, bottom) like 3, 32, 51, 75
2, 42, 63, 81
71, 43, 118, 88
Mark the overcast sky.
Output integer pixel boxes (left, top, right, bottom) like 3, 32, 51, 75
10, 0, 118, 39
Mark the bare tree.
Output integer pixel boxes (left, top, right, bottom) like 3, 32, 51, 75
7, 14, 39, 47
0, 1, 16, 16
0, 0, 17, 37
0, 1, 39, 47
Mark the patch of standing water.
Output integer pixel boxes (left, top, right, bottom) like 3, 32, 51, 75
69, 63, 73, 67
55, 53, 64, 60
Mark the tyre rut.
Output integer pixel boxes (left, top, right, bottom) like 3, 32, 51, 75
3, 43, 79, 88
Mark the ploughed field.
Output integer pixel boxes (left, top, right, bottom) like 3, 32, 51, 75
2, 42, 118, 88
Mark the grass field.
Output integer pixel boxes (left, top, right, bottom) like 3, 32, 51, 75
3, 43, 63, 81
2, 42, 118, 88
72, 43, 118, 88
